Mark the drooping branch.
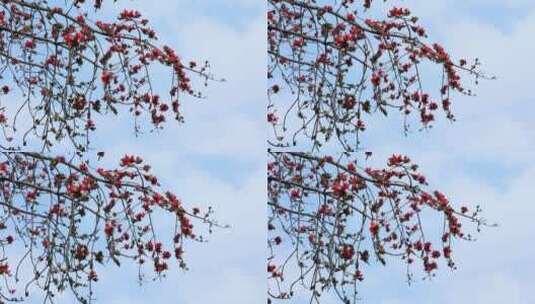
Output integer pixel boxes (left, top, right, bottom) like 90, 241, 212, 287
267, 151, 489, 303
0, 0, 216, 152
0, 150, 219, 303
267, 0, 491, 150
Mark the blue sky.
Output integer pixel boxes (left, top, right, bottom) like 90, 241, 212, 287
14, 0, 535, 303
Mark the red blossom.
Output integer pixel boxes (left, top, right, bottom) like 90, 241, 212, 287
24, 39, 35, 49
340, 245, 355, 260
101, 70, 114, 86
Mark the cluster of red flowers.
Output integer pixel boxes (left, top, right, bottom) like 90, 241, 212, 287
62, 24, 94, 49
119, 10, 142, 20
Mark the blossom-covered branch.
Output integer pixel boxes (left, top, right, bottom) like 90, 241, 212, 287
267, 152, 488, 303
268, 0, 491, 150
0, 0, 215, 151
0, 151, 218, 303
